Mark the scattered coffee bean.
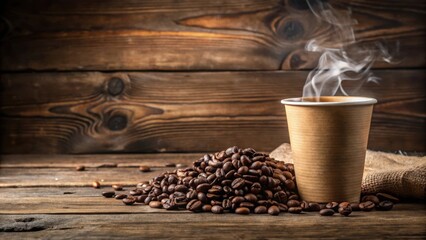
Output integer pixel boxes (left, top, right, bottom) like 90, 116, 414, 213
122, 197, 136, 205
288, 207, 302, 214
308, 202, 321, 212
319, 209, 335, 216
362, 195, 380, 205
112, 184, 123, 191
339, 202, 350, 208
76, 165, 85, 171
338, 205, 352, 216
268, 206, 280, 216
350, 203, 360, 211
164, 163, 176, 167
376, 193, 400, 203
211, 205, 224, 214
202, 204, 212, 212
115, 194, 127, 200
326, 202, 339, 212
359, 201, 375, 211
149, 201, 162, 208
287, 200, 300, 207
235, 207, 250, 215
92, 181, 101, 189
254, 206, 267, 214
139, 165, 151, 172
376, 201, 393, 211
102, 191, 115, 198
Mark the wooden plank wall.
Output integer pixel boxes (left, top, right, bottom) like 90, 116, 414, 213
0, 0, 425, 153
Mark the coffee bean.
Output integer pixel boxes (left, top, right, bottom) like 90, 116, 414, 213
196, 183, 211, 193
284, 179, 296, 190
197, 192, 207, 202
319, 209, 335, 216
202, 204, 212, 212
222, 199, 232, 210
339, 202, 350, 208
350, 203, 360, 211
112, 184, 123, 191
164, 163, 176, 167
287, 199, 300, 207
162, 199, 177, 210
115, 194, 127, 200
359, 201, 375, 211
300, 201, 310, 211
92, 181, 101, 189
187, 199, 203, 212
231, 178, 245, 189
288, 207, 302, 214
244, 193, 257, 203
254, 205, 267, 214
277, 203, 289, 212
176, 163, 187, 168
377, 201, 393, 211
139, 165, 151, 172
274, 191, 288, 203
175, 184, 188, 193
240, 202, 255, 209
268, 206, 280, 215
362, 195, 380, 205
235, 207, 250, 215
149, 201, 162, 208
211, 205, 224, 214
76, 165, 85, 171
122, 197, 136, 205
226, 146, 239, 156
326, 202, 339, 212
102, 191, 115, 198
338, 205, 352, 216
376, 193, 400, 203
308, 202, 321, 212
136, 195, 148, 203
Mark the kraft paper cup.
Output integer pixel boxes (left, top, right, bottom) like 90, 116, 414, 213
281, 96, 377, 203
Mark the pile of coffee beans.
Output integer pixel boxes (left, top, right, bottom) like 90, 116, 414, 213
101, 146, 399, 216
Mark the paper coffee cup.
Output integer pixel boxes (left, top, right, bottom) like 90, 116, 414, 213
281, 96, 377, 203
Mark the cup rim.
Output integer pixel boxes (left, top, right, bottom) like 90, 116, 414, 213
281, 96, 377, 106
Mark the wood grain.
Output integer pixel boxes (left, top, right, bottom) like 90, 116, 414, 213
0, 154, 198, 168
1, 70, 424, 154
0, 206, 425, 238
0, 0, 424, 71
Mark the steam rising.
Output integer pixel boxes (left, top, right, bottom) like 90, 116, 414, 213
303, 0, 397, 100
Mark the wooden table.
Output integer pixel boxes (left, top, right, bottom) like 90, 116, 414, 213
1, 154, 425, 239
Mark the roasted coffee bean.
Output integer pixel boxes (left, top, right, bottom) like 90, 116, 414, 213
231, 178, 245, 189
115, 194, 127, 200
231, 196, 245, 205
308, 202, 321, 212
282, 171, 293, 180
186, 199, 203, 212
129, 189, 142, 196
268, 206, 280, 216
326, 202, 339, 212
254, 205, 267, 214
211, 205, 224, 214
264, 190, 273, 199
377, 201, 394, 211
339, 202, 350, 208
136, 195, 148, 203
222, 199, 232, 210
122, 197, 136, 205
102, 191, 115, 198
149, 201, 162, 208
196, 183, 211, 193
288, 194, 299, 200
176, 163, 187, 168
226, 146, 239, 156
186, 190, 197, 199
338, 205, 352, 216
376, 193, 400, 203
240, 202, 255, 209
112, 184, 123, 191
287, 199, 300, 207
175, 185, 188, 193
164, 163, 176, 167
350, 203, 360, 211
362, 195, 380, 205
162, 199, 177, 210
76, 165, 85, 171
319, 209, 335, 216
250, 182, 262, 194
277, 203, 289, 212
273, 191, 287, 203
300, 201, 310, 211
235, 207, 250, 215
197, 192, 207, 203
359, 201, 375, 211
202, 204, 212, 212
139, 165, 151, 172
284, 179, 296, 190
288, 207, 302, 214
237, 166, 249, 175
92, 181, 101, 189
244, 193, 258, 203
240, 155, 252, 166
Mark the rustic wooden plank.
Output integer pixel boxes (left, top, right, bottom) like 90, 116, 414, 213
0, 154, 198, 168
0, 205, 425, 238
0, 167, 174, 188
1, 70, 424, 153
0, 0, 424, 70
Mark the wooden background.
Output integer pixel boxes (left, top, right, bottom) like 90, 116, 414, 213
0, 0, 425, 154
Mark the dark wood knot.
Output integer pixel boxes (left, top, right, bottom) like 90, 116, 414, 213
276, 20, 304, 41
107, 77, 125, 96
107, 114, 127, 131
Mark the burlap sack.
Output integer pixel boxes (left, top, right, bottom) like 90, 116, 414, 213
270, 143, 426, 200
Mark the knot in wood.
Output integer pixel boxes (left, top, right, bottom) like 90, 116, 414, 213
107, 77, 125, 96
107, 114, 127, 131
277, 20, 304, 41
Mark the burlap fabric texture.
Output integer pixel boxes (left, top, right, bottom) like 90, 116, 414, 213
270, 143, 426, 200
